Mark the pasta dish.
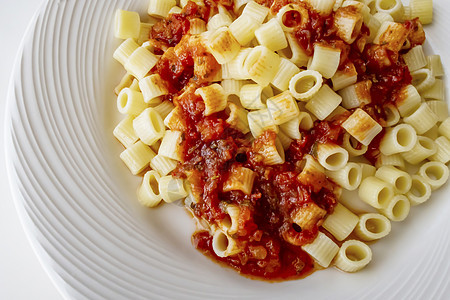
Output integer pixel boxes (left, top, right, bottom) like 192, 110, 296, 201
112, 0, 448, 280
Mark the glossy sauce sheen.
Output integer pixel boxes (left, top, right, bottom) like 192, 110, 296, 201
148, 1, 421, 280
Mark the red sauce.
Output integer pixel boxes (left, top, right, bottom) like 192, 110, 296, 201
143, 0, 424, 281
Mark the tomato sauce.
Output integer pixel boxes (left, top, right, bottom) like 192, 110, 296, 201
146, 0, 423, 280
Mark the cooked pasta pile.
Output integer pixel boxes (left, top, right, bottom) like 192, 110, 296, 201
112, 0, 447, 280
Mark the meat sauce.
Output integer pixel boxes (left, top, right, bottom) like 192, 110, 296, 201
148, 1, 423, 280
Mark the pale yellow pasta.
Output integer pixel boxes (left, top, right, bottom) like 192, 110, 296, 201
316, 142, 349, 171
225, 102, 250, 134
234, 0, 252, 13
207, 11, 233, 32
120, 141, 156, 175
239, 84, 268, 110
247, 109, 278, 137
393, 84, 421, 117
168, 6, 183, 15
219, 204, 240, 235
342, 132, 368, 156
207, 27, 241, 64
222, 166, 256, 195
137, 170, 163, 207
379, 123, 417, 156
158, 175, 188, 203
331, 62, 358, 91
139, 74, 168, 103
378, 194, 410, 222
222, 48, 252, 80
333, 5, 364, 44
401, 136, 437, 165
289, 70, 323, 101
187, 18, 206, 34
277, 130, 294, 150
375, 165, 411, 194
418, 161, 450, 190
427, 55, 445, 77
148, 0, 176, 18
280, 112, 314, 140
307, 0, 336, 15
375, 153, 405, 169
322, 203, 359, 241
150, 154, 177, 176
325, 105, 348, 121
229, 14, 260, 46
158, 130, 182, 161
403, 102, 438, 135
255, 19, 287, 51
301, 232, 339, 268
308, 43, 341, 79
438, 117, 450, 140
326, 162, 362, 191
383, 103, 401, 127
242, 1, 270, 24
133, 108, 165, 146
334, 240, 372, 272
266, 91, 299, 125
358, 176, 394, 209
423, 125, 439, 140
421, 79, 445, 101
410, 0, 433, 24
281, 33, 310, 67
129, 79, 142, 92
359, 163, 376, 180
221, 79, 244, 97
276, 4, 309, 33
373, 11, 394, 23
339, 80, 372, 109
243, 46, 281, 87
114, 9, 140, 40
374, 0, 404, 21
354, 213, 391, 241
341, 108, 383, 146
271, 58, 301, 91
113, 38, 140, 66
411, 68, 435, 93
297, 154, 326, 186
407, 174, 432, 205
124, 46, 159, 80
212, 229, 242, 258
195, 84, 227, 116
117, 88, 148, 116
306, 84, 342, 120
260, 138, 285, 165
113, 116, 139, 148
153, 100, 174, 119
114, 73, 133, 95
402, 45, 427, 72
426, 100, 448, 122
333, 0, 345, 11
342, 1, 371, 22
429, 136, 450, 164
365, 15, 381, 43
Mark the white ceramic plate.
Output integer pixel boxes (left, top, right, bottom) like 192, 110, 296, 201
5, 1, 450, 299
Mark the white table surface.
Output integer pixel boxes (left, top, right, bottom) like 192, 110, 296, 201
0, 1, 62, 299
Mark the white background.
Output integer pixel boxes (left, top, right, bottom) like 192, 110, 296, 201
0, 1, 62, 299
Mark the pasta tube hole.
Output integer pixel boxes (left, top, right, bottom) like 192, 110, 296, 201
348, 167, 360, 187
365, 218, 387, 234
118, 91, 129, 110
326, 152, 346, 167
281, 10, 302, 29
392, 199, 409, 219
377, 187, 391, 207
424, 165, 446, 181
394, 176, 409, 192
212, 231, 229, 255
294, 77, 316, 94
396, 127, 415, 148
292, 223, 302, 233
411, 70, 428, 86
345, 245, 369, 262
419, 138, 435, 151
409, 179, 427, 197
377, 0, 397, 10
147, 173, 160, 195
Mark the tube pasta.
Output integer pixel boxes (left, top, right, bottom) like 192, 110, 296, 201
289, 70, 323, 101
255, 19, 287, 51
410, 0, 433, 24
331, 62, 358, 91
243, 46, 281, 87
379, 124, 417, 155
326, 162, 362, 191
308, 43, 341, 79
438, 117, 450, 140
421, 79, 445, 101
339, 80, 372, 109
207, 27, 241, 64
207, 11, 233, 32
401, 136, 437, 165
150, 154, 177, 176
358, 176, 394, 209
114, 9, 140, 40
239, 84, 268, 110
242, 1, 270, 24
195, 83, 227, 116
117, 88, 148, 116
229, 14, 260, 46
411, 68, 435, 93
383, 103, 400, 127
247, 109, 278, 138
276, 4, 310, 33
375, 166, 411, 194
427, 55, 445, 77
359, 163, 376, 180
125, 46, 159, 80
153, 101, 174, 119
429, 136, 450, 164
305, 84, 342, 120
322, 203, 359, 241
148, 0, 176, 18
113, 38, 140, 66
393, 84, 421, 117
316, 143, 349, 171
341, 108, 383, 146
355, 213, 391, 241
307, 0, 336, 16
120, 141, 156, 175
418, 161, 450, 190
402, 45, 427, 72
266, 91, 299, 125
378, 195, 410, 222
139, 74, 168, 103
113, 116, 139, 148
403, 102, 438, 135
334, 240, 372, 272
225, 102, 250, 134
137, 170, 163, 207
159, 175, 188, 203
280, 112, 314, 140
133, 108, 165, 146
279, 33, 310, 67
374, 0, 404, 21
301, 232, 339, 268
334, 5, 364, 44
222, 165, 256, 195
212, 229, 242, 257
375, 153, 405, 169
426, 100, 448, 122
407, 174, 432, 205
271, 58, 301, 92
158, 130, 182, 161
